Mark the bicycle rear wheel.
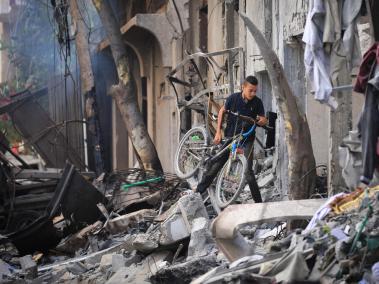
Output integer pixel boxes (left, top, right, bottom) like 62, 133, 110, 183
174, 126, 209, 179
215, 154, 247, 208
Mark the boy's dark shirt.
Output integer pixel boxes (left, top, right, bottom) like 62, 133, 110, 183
224, 92, 265, 141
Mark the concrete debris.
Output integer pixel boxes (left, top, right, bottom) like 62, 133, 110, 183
106, 209, 157, 234
257, 172, 275, 188
2, 156, 377, 284
151, 253, 218, 284
187, 217, 215, 261
159, 193, 209, 246
111, 254, 126, 272
19, 254, 37, 279
65, 261, 88, 275
0, 259, 13, 278
132, 232, 159, 252
124, 250, 142, 266
56, 220, 103, 253
99, 253, 113, 272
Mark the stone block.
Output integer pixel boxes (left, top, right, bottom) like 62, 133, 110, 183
19, 255, 37, 279
258, 173, 275, 188
159, 193, 209, 246
99, 254, 113, 272
187, 217, 215, 261
0, 259, 13, 278
112, 254, 126, 272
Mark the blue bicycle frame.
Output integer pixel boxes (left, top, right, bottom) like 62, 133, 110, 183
230, 123, 257, 159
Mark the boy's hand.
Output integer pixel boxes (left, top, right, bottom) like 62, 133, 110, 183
213, 131, 222, 144
256, 115, 268, 126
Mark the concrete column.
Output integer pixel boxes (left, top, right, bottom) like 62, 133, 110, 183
328, 87, 352, 195
225, 0, 235, 49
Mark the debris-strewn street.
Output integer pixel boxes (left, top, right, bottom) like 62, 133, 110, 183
0, 0, 379, 283
1, 162, 379, 283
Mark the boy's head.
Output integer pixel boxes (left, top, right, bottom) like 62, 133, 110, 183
242, 75, 258, 101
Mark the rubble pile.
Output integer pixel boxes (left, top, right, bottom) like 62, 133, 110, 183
194, 186, 379, 283
0, 167, 223, 283
0, 155, 377, 283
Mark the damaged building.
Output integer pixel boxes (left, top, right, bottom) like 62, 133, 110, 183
0, 0, 378, 283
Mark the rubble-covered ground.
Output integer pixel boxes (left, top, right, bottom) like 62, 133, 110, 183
2, 155, 376, 284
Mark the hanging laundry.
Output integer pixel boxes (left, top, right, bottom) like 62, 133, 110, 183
303, 0, 362, 109
354, 44, 379, 185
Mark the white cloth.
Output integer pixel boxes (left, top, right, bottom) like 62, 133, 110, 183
303, 0, 337, 109
303, 192, 347, 233
303, 0, 362, 109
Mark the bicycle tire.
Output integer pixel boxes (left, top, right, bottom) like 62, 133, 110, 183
174, 126, 209, 179
215, 154, 247, 208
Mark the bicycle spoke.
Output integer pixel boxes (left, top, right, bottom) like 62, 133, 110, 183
216, 155, 246, 208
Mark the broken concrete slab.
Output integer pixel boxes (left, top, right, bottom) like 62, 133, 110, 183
106, 209, 157, 234
159, 193, 209, 246
160, 214, 190, 246
187, 217, 215, 261
211, 199, 327, 262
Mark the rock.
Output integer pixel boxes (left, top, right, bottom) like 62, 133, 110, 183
132, 232, 159, 252
99, 254, 113, 272
257, 173, 275, 188
19, 255, 37, 279
263, 156, 274, 170
124, 250, 142, 267
106, 209, 157, 234
105, 267, 130, 284
66, 262, 87, 275
160, 214, 190, 246
112, 254, 126, 272
106, 251, 172, 284
187, 217, 215, 261
0, 259, 13, 278
159, 193, 209, 246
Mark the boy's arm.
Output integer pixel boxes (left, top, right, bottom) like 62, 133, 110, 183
214, 106, 226, 144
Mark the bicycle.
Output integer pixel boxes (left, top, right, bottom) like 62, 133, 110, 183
174, 110, 267, 208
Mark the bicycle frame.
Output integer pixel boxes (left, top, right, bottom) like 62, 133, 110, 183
208, 122, 257, 166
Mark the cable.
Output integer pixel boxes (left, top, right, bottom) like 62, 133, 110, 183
296, 164, 327, 184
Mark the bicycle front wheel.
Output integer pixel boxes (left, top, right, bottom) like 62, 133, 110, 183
174, 126, 209, 179
215, 154, 247, 208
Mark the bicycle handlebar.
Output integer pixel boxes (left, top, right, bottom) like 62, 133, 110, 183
225, 109, 257, 124
225, 109, 274, 130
